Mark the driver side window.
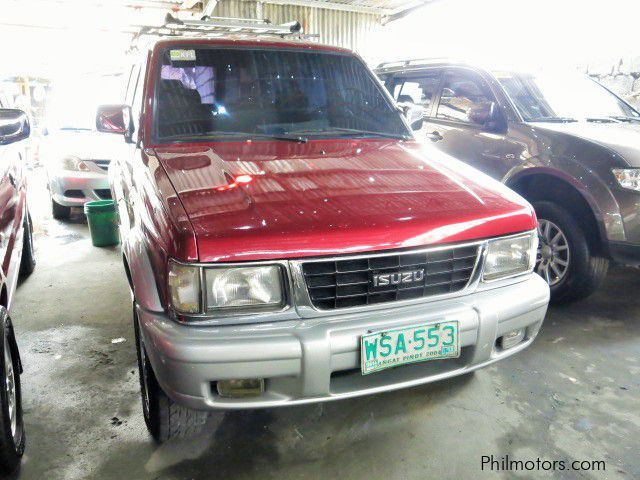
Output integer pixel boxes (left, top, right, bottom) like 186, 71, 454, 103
436, 71, 494, 126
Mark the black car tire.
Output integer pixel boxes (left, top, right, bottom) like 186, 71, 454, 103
533, 201, 609, 303
19, 213, 35, 277
51, 199, 71, 220
133, 306, 208, 443
0, 309, 25, 475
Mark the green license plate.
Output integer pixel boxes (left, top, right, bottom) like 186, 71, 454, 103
360, 321, 460, 375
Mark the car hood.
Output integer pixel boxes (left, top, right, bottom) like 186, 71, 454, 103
531, 121, 640, 167
42, 130, 123, 162
154, 139, 535, 262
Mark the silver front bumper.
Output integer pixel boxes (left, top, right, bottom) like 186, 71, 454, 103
49, 171, 110, 206
137, 273, 549, 411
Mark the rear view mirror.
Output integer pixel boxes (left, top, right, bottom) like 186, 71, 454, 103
441, 87, 455, 100
396, 96, 424, 131
0, 109, 30, 145
96, 104, 131, 136
468, 102, 507, 133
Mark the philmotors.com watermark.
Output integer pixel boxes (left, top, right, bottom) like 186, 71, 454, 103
481, 455, 606, 472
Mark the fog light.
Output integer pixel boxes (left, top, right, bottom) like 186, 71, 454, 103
500, 329, 525, 350
216, 379, 264, 398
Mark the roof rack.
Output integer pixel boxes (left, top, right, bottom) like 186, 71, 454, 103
135, 13, 318, 41
376, 57, 455, 70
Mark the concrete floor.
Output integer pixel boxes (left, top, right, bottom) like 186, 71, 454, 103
8, 170, 640, 479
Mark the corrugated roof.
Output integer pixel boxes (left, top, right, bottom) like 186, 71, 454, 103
203, 0, 425, 17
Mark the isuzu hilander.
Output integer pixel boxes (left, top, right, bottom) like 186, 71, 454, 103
96, 17, 549, 442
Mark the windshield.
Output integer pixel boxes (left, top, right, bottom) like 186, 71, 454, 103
153, 47, 410, 142
496, 72, 640, 122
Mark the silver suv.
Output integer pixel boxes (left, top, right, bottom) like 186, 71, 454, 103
377, 60, 640, 302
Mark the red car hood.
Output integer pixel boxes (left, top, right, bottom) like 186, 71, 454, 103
154, 139, 535, 262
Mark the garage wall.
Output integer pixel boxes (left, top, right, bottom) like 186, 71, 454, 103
211, 0, 381, 52
586, 57, 640, 108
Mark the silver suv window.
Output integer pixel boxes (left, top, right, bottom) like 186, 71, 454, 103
436, 71, 494, 126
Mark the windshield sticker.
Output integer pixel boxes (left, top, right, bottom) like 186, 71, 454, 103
170, 49, 196, 62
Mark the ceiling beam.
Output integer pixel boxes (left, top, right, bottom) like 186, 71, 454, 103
16, 0, 184, 9
383, 0, 441, 23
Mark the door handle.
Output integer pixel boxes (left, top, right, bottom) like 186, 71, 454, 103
426, 131, 443, 142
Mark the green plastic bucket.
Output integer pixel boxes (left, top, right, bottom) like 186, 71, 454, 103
84, 200, 119, 247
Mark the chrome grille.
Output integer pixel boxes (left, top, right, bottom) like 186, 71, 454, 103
301, 245, 479, 310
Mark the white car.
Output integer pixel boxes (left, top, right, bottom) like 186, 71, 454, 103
43, 127, 121, 219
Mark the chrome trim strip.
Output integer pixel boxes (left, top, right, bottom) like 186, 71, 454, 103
169, 230, 537, 324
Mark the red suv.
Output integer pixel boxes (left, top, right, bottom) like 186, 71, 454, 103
97, 20, 549, 442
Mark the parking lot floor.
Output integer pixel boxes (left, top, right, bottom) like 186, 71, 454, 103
9, 170, 640, 479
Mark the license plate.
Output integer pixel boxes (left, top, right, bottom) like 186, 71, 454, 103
360, 321, 460, 375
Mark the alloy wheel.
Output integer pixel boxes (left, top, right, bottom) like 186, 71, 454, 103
536, 219, 570, 286
3, 335, 16, 440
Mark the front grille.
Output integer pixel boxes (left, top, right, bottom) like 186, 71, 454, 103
95, 189, 112, 199
92, 160, 110, 171
302, 245, 479, 310
64, 189, 84, 198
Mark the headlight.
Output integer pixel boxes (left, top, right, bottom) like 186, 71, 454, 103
205, 266, 283, 311
168, 261, 201, 314
58, 155, 90, 171
612, 168, 640, 191
483, 232, 537, 281
167, 261, 285, 316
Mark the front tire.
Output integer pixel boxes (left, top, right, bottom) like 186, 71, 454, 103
533, 201, 609, 303
133, 306, 208, 442
51, 199, 71, 220
0, 310, 25, 475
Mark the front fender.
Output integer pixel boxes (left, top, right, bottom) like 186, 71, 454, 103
505, 163, 625, 243
121, 227, 163, 313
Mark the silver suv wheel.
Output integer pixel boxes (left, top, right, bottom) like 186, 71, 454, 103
536, 219, 570, 286
3, 335, 16, 441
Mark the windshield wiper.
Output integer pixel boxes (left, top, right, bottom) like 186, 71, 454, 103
530, 117, 578, 123
607, 116, 640, 123
586, 117, 618, 123
161, 131, 308, 143
287, 127, 411, 140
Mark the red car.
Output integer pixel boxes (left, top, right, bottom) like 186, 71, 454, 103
97, 18, 549, 442
0, 107, 36, 473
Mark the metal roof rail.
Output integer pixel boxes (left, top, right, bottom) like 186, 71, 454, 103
376, 57, 456, 70
134, 13, 318, 41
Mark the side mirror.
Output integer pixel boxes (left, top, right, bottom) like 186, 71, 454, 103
0, 109, 30, 145
96, 104, 132, 137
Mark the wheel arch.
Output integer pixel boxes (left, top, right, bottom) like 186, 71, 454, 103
507, 170, 608, 256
